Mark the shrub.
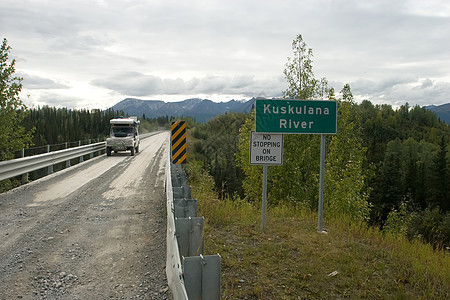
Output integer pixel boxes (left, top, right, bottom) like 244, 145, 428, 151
406, 207, 450, 249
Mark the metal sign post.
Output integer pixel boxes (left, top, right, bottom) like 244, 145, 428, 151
261, 165, 268, 231
254, 99, 337, 233
249, 132, 283, 231
317, 134, 326, 232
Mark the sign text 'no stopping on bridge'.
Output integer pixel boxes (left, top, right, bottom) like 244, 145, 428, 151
250, 131, 283, 165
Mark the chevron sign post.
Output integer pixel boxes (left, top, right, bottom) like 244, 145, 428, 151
171, 121, 187, 164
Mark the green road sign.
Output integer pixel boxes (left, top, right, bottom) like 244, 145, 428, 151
255, 99, 337, 134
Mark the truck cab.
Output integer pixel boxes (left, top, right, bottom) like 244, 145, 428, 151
106, 117, 140, 156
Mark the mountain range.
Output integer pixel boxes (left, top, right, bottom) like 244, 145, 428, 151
110, 98, 450, 124
110, 98, 255, 122
424, 103, 450, 124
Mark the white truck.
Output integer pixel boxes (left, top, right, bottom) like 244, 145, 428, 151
106, 116, 140, 156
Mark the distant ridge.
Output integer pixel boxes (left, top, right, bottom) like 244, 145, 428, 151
110, 98, 255, 122
425, 103, 450, 124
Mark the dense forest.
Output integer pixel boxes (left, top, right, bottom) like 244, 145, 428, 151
21, 107, 121, 155
18, 106, 169, 156
359, 102, 450, 224
3, 106, 173, 158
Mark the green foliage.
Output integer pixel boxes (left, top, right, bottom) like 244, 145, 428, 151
371, 139, 405, 223
185, 159, 215, 199
20, 107, 171, 152
359, 101, 450, 248
137, 117, 161, 133
430, 136, 449, 210
269, 134, 321, 208
282, 34, 330, 100
22, 107, 114, 146
0, 38, 33, 161
384, 201, 409, 235
186, 159, 257, 228
236, 110, 263, 203
237, 36, 370, 223
236, 112, 321, 208
189, 112, 247, 198
0, 178, 21, 193
269, 34, 329, 208
324, 85, 371, 222
405, 207, 450, 249
360, 99, 450, 230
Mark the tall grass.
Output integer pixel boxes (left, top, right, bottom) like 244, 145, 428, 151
330, 214, 450, 297
186, 161, 450, 299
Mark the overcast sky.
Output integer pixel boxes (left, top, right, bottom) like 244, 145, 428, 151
1, 0, 449, 110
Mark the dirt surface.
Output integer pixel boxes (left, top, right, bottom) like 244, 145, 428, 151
0, 132, 171, 299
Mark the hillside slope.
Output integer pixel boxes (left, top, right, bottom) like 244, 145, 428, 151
187, 164, 450, 299
197, 195, 450, 299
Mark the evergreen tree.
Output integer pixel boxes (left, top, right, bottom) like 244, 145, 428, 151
372, 139, 403, 225
191, 112, 247, 198
430, 136, 449, 211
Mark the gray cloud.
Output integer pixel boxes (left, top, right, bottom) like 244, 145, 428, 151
24, 91, 86, 108
1, 0, 449, 109
351, 77, 450, 106
91, 73, 285, 99
20, 73, 69, 89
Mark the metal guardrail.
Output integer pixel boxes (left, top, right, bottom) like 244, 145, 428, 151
0, 133, 160, 183
0, 142, 106, 181
166, 161, 190, 299
165, 148, 221, 299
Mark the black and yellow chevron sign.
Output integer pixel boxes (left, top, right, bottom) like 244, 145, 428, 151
171, 121, 187, 164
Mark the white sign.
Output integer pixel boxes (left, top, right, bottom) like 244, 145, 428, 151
250, 131, 283, 165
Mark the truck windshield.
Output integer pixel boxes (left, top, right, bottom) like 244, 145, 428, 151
111, 127, 134, 137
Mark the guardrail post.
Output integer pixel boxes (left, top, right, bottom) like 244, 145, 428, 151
21, 148, 28, 184
79, 141, 84, 162
97, 138, 102, 155
175, 217, 204, 258
47, 145, 53, 175
183, 254, 221, 300
65, 142, 71, 168
88, 139, 94, 159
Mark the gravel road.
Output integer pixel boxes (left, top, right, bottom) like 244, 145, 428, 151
0, 132, 171, 299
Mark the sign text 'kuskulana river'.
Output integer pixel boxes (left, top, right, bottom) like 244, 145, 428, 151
255, 99, 337, 134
